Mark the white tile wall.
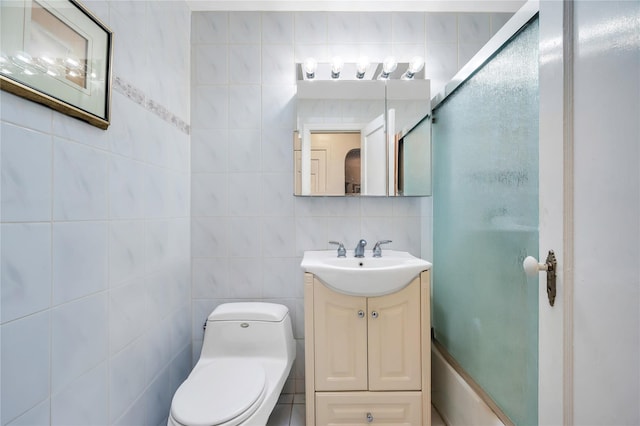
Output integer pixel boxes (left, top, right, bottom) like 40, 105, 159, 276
52, 222, 108, 305
1, 312, 50, 425
230, 12, 262, 43
190, 10, 512, 394
6, 399, 50, 426
109, 280, 147, 355
1, 223, 51, 322
109, 338, 146, 420
294, 12, 328, 44
0, 1, 192, 425
51, 294, 108, 392
194, 45, 229, 84
51, 362, 108, 426
1, 124, 52, 222
53, 138, 107, 220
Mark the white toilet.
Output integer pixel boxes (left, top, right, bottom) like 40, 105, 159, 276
168, 302, 296, 426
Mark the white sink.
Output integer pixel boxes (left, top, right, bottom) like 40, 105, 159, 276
301, 250, 432, 297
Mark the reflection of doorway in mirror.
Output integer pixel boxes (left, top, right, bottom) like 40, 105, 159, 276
345, 149, 361, 195
309, 132, 360, 196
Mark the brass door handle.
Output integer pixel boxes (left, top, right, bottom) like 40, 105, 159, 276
523, 250, 557, 306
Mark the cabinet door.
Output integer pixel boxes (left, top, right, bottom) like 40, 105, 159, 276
368, 278, 422, 390
314, 280, 368, 391
316, 391, 422, 425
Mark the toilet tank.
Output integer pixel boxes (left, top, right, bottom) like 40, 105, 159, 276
200, 303, 295, 361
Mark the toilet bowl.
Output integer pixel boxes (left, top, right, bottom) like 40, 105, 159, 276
168, 303, 296, 426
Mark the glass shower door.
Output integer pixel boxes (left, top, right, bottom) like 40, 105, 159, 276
432, 19, 539, 425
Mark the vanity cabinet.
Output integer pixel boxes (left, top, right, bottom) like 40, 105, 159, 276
304, 271, 431, 425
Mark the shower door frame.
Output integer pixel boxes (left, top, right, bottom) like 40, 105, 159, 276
431, 1, 572, 423
538, 1, 574, 424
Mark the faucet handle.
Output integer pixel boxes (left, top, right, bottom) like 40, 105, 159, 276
329, 241, 347, 257
372, 240, 392, 257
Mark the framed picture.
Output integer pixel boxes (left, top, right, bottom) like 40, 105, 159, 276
0, 0, 113, 129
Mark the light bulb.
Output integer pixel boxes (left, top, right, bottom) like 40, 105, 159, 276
383, 56, 397, 73
402, 56, 425, 80
409, 56, 425, 73
356, 56, 370, 79
330, 56, 343, 79
379, 56, 397, 80
303, 57, 317, 79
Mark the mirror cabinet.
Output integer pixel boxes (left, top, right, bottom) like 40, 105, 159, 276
294, 63, 431, 197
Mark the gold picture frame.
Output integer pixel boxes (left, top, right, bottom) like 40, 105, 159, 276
0, 0, 113, 129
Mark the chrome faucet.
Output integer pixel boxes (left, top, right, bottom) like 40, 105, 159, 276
329, 241, 346, 258
354, 239, 367, 258
372, 240, 392, 257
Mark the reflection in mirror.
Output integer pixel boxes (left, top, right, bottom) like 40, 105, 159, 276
395, 114, 432, 196
385, 80, 432, 197
295, 79, 386, 196
294, 65, 431, 197
294, 128, 362, 196
345, 148, 361, 194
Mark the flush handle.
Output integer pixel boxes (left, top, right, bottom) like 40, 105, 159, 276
357, 310, 365, 318
523, 250, 557, 306
366, 412, 374, 422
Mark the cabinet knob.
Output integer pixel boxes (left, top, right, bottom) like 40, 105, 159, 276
371, 311, 379, 319
357, 310, 365, 318
366, 412, 374, 422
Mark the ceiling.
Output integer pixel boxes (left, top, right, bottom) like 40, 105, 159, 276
186, 0, 527, 13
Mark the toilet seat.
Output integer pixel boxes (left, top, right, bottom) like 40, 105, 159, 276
170, 359, 267, 426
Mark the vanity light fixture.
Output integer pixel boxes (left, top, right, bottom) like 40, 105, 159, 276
303, 57, 317, 80
330, 56, 343, 79
401, 56, 425, 80
298, 57, 423, 81
355, 56, 370, 79
378, 56, 397, 80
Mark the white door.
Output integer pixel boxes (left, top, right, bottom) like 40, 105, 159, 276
538, 2, 570, 424
360, 113, 387, 196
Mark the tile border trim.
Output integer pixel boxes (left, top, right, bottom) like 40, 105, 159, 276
113, 75, 190, 135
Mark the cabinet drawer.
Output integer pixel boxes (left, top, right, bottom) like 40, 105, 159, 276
315, 391, 422, 425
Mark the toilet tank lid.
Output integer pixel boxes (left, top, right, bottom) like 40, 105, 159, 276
208, 302, 289, 322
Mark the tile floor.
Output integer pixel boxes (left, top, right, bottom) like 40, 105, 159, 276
266, 394, 447, 425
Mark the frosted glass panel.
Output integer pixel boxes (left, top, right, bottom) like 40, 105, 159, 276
432, 19, 539, 425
